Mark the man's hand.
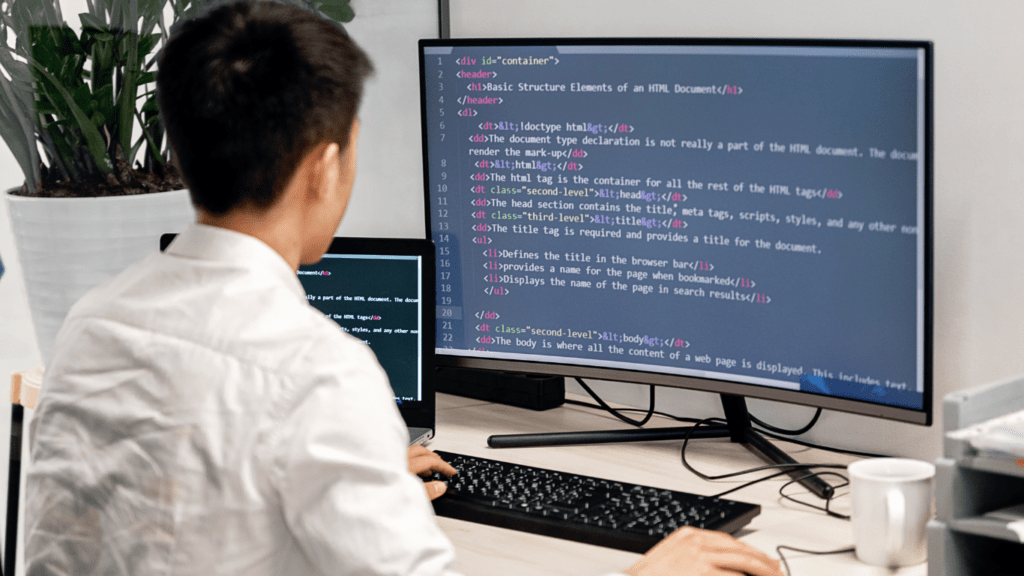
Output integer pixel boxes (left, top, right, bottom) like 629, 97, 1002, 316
625, 527, 783, 576
407, 445, 457, 501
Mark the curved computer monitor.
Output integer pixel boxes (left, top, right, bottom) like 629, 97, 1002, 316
419, 39, 932, 426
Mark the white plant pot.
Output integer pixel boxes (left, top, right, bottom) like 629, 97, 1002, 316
5, 188, 195, 363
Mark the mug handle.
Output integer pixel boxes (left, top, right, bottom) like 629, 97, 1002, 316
886, 489, 905, 564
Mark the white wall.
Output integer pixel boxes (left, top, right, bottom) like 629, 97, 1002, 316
336, 0, 437, 239
448, 0, 1024, 461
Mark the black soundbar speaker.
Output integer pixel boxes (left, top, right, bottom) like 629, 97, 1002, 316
435, 367, 565, 411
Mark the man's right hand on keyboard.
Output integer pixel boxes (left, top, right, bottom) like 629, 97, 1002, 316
624, 526, 783, 576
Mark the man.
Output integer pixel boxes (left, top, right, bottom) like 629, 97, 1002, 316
25, 2, 782, 575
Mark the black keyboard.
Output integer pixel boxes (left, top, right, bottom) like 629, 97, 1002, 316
428, 451, 760, 553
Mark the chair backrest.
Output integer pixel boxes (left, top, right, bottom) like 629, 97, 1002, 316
5, 366, 41, 576
10, 366, 41, 410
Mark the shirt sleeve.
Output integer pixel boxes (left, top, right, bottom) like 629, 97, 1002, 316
264, 342, 461, 576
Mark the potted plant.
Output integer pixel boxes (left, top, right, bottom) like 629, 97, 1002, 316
1, 0, 354, 362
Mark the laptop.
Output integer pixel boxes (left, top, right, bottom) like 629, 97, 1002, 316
160, 234, 436, 445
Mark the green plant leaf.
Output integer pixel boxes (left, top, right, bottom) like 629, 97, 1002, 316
44, 121, 83, 182
172, 0, 206, 21
93, 83, 114, 121
114, 33, 129, 62
28, 58, 112, 172
134, 107, 163, 166
34, 86, 66, 128
0, 113, 36, 192
0, 74, 40, 192
137, 33, 161, 58
10, 1, 64, 33
30, 27, 63, 72
89, 30, 114, 94
35, 101, 58, 115
91, 110, 106, 127
6, 64, 34, 85
59, 26, 84, 56
58, 53, 87, 88
141, 96, 158, 113
72, 83, 91, 110
129, 133, 146, 161
79, 12, 107, 31
115, 31, 139, 161
319, 0, 355, 23
10, 6, 60, 58
138, 0, 165, 22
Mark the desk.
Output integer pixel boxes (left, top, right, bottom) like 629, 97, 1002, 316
428, 393, 928, 576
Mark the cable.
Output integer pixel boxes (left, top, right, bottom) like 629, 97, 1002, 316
778, 471, 850, 520
776, 476, 855, 575
564, 399, 703, 425
754, 428, 889, 459
570, 378, 823, 436
569, 380, 862, 575
573, 378, 656, 427
680, 418, 849, 482
567, 384, 885, 458
565, 400, 857, 497
709, 468, 816, 499
750, 408, 821, 436
776, 545, 855, 576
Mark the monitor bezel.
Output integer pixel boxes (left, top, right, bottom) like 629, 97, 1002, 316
418, 38, 933, 426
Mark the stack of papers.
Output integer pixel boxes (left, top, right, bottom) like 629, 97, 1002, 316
948, 409, 1024, 459
984, 503, 1024, 542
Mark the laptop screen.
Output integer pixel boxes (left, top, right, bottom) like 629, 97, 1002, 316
160, 234, 436, 432
298, 253, 424, 403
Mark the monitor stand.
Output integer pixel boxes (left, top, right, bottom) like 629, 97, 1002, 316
487, 393, 835, 500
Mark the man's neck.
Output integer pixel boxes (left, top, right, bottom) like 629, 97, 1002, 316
198, 206, 303, 272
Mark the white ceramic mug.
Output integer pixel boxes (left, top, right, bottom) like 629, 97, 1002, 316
848, 458, 935, 567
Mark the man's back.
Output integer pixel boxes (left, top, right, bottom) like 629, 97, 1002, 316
25, 225, 455, 576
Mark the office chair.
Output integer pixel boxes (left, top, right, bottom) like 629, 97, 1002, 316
5, 369, 39, 576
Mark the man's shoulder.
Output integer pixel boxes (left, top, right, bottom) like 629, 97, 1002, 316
41, 249, 385, 416
49, 245, 391, 397
60, 250, 354, 369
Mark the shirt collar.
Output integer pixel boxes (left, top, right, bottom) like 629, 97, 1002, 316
165, 223, 307, 300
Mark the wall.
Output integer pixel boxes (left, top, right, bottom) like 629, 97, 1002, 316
448, 0, 1024, 461
335, 0, 437, 239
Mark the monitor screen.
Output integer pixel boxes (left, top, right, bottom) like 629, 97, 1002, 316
419, 39, 932, 424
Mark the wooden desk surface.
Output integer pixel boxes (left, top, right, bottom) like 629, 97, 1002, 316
428, 392, 928, 576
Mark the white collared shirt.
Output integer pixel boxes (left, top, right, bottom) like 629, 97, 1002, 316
25, 224, 460, 576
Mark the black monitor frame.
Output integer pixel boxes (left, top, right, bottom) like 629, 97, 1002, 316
419, 38, 934, 427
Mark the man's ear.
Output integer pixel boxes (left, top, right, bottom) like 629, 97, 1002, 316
307, 142, 342, 204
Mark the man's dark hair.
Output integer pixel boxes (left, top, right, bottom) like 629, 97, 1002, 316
157, 0, 373, 214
